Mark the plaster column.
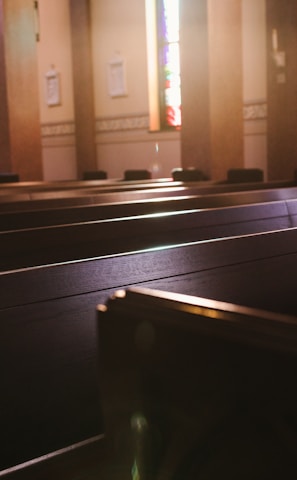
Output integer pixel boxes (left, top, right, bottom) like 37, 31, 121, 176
69, 0, 97, 179
180, 0, 243, 180
1, 0, 43, 180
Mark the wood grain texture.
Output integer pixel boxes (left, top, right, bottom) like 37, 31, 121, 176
1, 227, 297, 474
0, 198, 292, 270
0, 180, 297, 230
0, 177, 296, 212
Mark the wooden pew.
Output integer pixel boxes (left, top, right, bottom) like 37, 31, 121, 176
0, 178, 178, 208
0, 197, 294, 271
2, 226, 297, 478
0, 179, 177, 206
1, 184, 297, 231
0, 176, 293, 195
0, 177, 296, 213
0, 177, 171, 194
97, 287, 297, 479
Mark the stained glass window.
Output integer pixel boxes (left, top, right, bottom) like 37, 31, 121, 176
157, 0, 181, 130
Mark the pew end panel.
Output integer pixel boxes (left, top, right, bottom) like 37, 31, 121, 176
97, 287, 297, 479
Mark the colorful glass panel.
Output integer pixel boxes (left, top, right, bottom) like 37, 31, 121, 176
158, 0, 181, 129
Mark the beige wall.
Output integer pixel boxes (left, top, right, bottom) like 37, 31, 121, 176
37, 0, 267, 181
91, 0, 148, 117
37, 0, 76, 180
242, 0, 266, 101
91, 0, 180, 178
37, 0, 74, 123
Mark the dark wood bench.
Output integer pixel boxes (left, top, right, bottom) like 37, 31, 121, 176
0, 176, 293, 195
97, 286, 297, 479
0, 179, 177, 205
2, 185, 297, 231
2, 227, 297, 478
0, 177, 295, 213
0, 197, 295, 271
0, 177, 171, 194
0, 178, 178, 207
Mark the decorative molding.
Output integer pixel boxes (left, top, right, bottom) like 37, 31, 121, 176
41, 121, 75, 137
96, 113, 149, 133
41, 104, 267, 139
243, 101, 267, 121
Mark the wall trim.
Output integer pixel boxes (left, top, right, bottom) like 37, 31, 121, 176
41, 104, 267, 140
243, 100, 267, 121
95, 113, 150, 133
41, 121, 75, 137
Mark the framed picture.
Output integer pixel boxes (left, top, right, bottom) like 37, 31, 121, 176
45, 67, 61, 106
107, 57, 127, 98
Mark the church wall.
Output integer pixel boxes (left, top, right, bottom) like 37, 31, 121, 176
37, 0, 76, 179
91, 0, 180, 178
37, 0, 266, 181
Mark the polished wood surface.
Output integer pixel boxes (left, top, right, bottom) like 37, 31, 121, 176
98, 287, 297, 479
0, 184, 297, 231
0, 198, 293, 271
0, 177, 296, 212
2, 225, 297, 476
1, 179, 297, 477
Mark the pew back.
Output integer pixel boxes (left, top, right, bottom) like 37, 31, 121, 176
1, 185, 297, 231
0, 178, 296, 213
0, 197, 296, 271
2, 227, 297, 476
97, 287, 297, 479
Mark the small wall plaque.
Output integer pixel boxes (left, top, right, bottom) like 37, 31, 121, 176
45, 66, 61, 106
107, 57, 127, 98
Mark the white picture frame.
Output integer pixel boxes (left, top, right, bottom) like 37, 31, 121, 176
45, 67, 61, 106
107, 57, 127, 98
